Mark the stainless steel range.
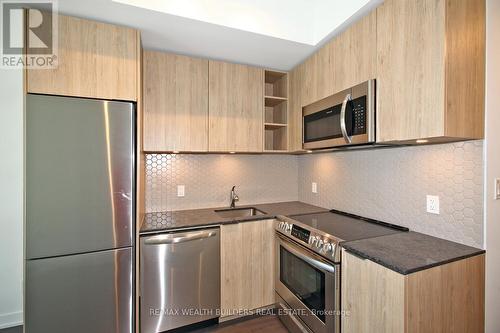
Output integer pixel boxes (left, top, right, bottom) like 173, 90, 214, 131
274, 210, 408, 333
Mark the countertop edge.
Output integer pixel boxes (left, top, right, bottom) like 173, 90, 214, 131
341, 244, 486, 275
139, 214, 276, 235
139, 201, 328, 234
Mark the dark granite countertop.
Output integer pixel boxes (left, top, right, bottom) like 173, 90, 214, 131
140, 201, 327, 234
341, 231, 485, 275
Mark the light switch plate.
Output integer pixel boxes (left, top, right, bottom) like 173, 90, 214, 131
495, 178, 500, 200
312, 182, 317, 193
426, 195, 440, 214
177, 185, 185, 197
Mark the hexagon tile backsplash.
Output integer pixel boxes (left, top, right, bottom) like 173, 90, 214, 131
145, 154, 299, 212
145, 140, 484, 248
298, 140, 484, 248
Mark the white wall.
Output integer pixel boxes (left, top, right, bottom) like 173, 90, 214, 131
0, 66, 24, 327
485, 0, 500, 331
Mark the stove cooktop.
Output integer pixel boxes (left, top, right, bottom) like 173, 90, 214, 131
289, 210, 406, 242
275, 209, 408, 262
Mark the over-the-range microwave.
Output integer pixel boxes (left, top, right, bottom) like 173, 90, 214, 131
303, 79, 375, 150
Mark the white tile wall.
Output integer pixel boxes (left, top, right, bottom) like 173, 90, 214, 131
145, 154, 299, 212
298, 141, 484, 248
145, 141, 484, 248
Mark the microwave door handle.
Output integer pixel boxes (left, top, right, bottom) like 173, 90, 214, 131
340, 93, 352, 144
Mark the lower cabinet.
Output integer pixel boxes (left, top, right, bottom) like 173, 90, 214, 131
341, 250, 485, 333
220, 220, 275, 318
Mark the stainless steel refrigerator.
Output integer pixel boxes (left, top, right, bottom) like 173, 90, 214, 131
25, 94, 135, 333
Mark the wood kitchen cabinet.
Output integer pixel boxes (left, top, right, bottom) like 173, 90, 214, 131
376, 0, 485, 143
142, 51, 209, 152
288, 11, 376, 152
209, 61, 264, 152
341, 250, 485, 333
220, 220, 275, 318
26, 14, 139, 101
288, 64, 305, 152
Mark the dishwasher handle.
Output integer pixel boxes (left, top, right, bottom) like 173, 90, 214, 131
144, 230, 217, 245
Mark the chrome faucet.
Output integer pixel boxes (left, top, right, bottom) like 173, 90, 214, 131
230, 186, 239, 208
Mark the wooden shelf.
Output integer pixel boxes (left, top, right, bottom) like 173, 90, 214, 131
264, 122, 287, 130
265, 96, 287, 107
265, 70, 287, 83
264, 69, 288, 152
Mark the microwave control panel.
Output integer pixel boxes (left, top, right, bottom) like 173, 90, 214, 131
352, 96, 367, 135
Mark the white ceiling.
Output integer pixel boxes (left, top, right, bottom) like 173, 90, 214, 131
55, 0, 382, 70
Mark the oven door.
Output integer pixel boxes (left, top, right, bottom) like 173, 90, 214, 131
275, 234, 339, 333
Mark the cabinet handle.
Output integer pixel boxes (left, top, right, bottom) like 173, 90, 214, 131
340, 93, 352, 144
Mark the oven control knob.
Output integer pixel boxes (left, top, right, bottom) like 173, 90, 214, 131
322, 242, 333, 252
286, 223, 293, 232
308, 236, 317, 246
316, 239, 324, 248
330, 243, 336, 256
278, 221, 284, 230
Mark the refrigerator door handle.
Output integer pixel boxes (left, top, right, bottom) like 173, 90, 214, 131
144, 230, 217, 245
115, 191, 132, 201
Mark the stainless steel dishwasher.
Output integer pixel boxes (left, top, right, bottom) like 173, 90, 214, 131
140, 227, 220, 333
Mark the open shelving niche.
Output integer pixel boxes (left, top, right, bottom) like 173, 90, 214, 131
264, 70, 288, 152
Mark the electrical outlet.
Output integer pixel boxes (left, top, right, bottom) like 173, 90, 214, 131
177, 185, 185, 197
426, 195, 440, 214
312, 182, 318, 193
495, 179, 500, 200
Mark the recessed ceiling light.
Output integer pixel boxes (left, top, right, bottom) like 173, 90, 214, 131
307, 150, 313, 153
416, 139, 428, 144
229, 151, 236, 154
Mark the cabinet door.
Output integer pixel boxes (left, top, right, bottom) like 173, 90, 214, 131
220, 220, 275, 317
143, 51, 208, 152
341, 250, 405, 333
209, 61, 263, 152
376, 0, 446, 142
27, 15, 138, 101
330, 10, 376, 93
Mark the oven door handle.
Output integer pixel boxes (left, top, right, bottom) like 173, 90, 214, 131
340, 93, 352, 144
280, 239, 336, 274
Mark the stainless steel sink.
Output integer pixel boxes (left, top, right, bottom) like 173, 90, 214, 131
214, 207, 267, 219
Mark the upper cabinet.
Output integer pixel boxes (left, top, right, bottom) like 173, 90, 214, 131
330, 11, 377, 94
288, 11, 376, 151
142, 51, 209, 152
264, 70, 289, 152
208, 61, 264, 152
26, 15, 139, 101
376, 0, 485, 143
